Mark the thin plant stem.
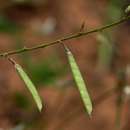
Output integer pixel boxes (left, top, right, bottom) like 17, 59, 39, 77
0, 16, 130, 57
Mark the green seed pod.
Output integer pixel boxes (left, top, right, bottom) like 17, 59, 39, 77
15, 64, 42, 112
65, 46, 92, 116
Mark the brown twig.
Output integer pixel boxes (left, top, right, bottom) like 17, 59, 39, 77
0, 16, 129, 57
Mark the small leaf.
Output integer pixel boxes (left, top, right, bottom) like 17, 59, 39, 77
65, 46, 92, 116
15, 64, 42, 112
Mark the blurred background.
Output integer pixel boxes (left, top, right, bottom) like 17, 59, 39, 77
0, 0, 130, 130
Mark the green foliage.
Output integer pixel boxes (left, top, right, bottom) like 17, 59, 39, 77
15, 63, 42, 112
13, 92, 30, 109
65, 46, 92, 116
107, 0, 123, 22
19, 52, 67, 86
0, 15, 20, 33
28, 61, 66, 86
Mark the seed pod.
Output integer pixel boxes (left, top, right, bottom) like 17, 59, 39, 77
15, 63, 42, 112
97, 33, 113, 70
65, 46, 92, 116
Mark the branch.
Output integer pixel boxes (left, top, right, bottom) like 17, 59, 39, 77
0, 16, 130, 57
